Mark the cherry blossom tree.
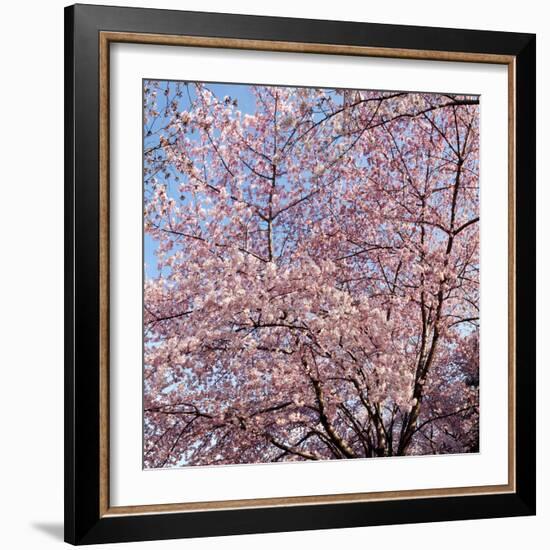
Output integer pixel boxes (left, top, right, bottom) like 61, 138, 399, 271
143, 80, 479, 467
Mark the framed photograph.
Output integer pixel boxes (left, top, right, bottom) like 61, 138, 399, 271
64, 3, 536, 545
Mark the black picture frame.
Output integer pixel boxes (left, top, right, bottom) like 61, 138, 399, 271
65, 3, 536, 545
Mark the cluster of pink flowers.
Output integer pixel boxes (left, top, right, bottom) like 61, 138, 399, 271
143, 81, 480, 467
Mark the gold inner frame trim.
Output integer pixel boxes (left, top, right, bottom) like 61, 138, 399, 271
98, 31, 516, 518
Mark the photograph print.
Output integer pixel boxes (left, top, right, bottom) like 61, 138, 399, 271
143, 80, 480, 469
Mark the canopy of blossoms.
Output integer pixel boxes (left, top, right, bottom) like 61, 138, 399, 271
143, 81, 479, 468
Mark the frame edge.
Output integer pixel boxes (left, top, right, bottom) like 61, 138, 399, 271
64, 3, 536, 544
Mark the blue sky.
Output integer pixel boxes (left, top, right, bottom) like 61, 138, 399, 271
144, 81, 258, 280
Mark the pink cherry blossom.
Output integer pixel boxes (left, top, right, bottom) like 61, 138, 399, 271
143, 81, 479, 467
